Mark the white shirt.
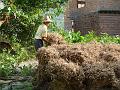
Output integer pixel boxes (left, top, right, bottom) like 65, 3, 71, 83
35, 24, 47, 39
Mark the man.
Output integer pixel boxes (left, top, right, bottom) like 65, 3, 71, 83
34, 16, 52, 90
34, 15, 52, 51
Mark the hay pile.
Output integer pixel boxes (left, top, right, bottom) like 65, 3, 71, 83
42, 32, 66, 45
34, 33, 120, 90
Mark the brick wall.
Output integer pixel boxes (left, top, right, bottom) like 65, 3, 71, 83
74, 13, 99, 35
74, 12, 120, 35
99, 13, 120, 35
99, 0, 120, 11
64, 5, 72, 30
80, 0, 99, 13
64, 0, 78, 30
79, 0, 120, 13
64, 0, 120, 35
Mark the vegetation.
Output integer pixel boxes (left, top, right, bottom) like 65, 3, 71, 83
0, 0, 119, 90
0, 30, 120, 77
0, 43, 34, 77
0, 0, 67, 45
0, 0, 67, 77
55, 29, 120, 44
0, 0, 120, 79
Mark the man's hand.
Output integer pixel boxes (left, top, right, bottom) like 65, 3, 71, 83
42, 36, 47, 41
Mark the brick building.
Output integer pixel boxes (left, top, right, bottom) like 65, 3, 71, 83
64, 0, 120, 35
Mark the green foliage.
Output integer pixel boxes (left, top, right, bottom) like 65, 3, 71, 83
0, 43, 35, 77
0, 52, 16, 76
82, 31, 97, 43
97, 33, 120, 44
0, 0, 67, 45
0, 0, 68, 77
19, 65, 33, 76
58, 30, 84, 43
13, 0, 68, 11
53, 28, 120, 44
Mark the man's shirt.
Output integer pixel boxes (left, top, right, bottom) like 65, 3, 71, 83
35, 24, 47, 39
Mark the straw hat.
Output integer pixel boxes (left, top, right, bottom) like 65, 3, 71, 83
43, 16, 52, 23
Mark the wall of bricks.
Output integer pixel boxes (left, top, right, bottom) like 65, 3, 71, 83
64, 0, 120, 35
64, 0, 78, 30
99, 0, 120, 11
74, 13, 99, 35
80, 0, 120, 13
74, 12, 120, 35
80, 0, 99, 13
64, 5, 72, 30
99, 13, 120, 35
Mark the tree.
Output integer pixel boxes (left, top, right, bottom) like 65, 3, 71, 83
0, 0, 68, 45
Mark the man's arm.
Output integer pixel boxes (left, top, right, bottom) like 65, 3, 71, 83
41, 26, 48, 41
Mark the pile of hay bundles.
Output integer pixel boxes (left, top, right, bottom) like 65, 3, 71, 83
42, 32, 66, 45
34, 32, 120, 90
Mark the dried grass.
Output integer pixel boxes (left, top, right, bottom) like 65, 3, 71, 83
34, 33, 120, 90
42, 32, 66, 45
